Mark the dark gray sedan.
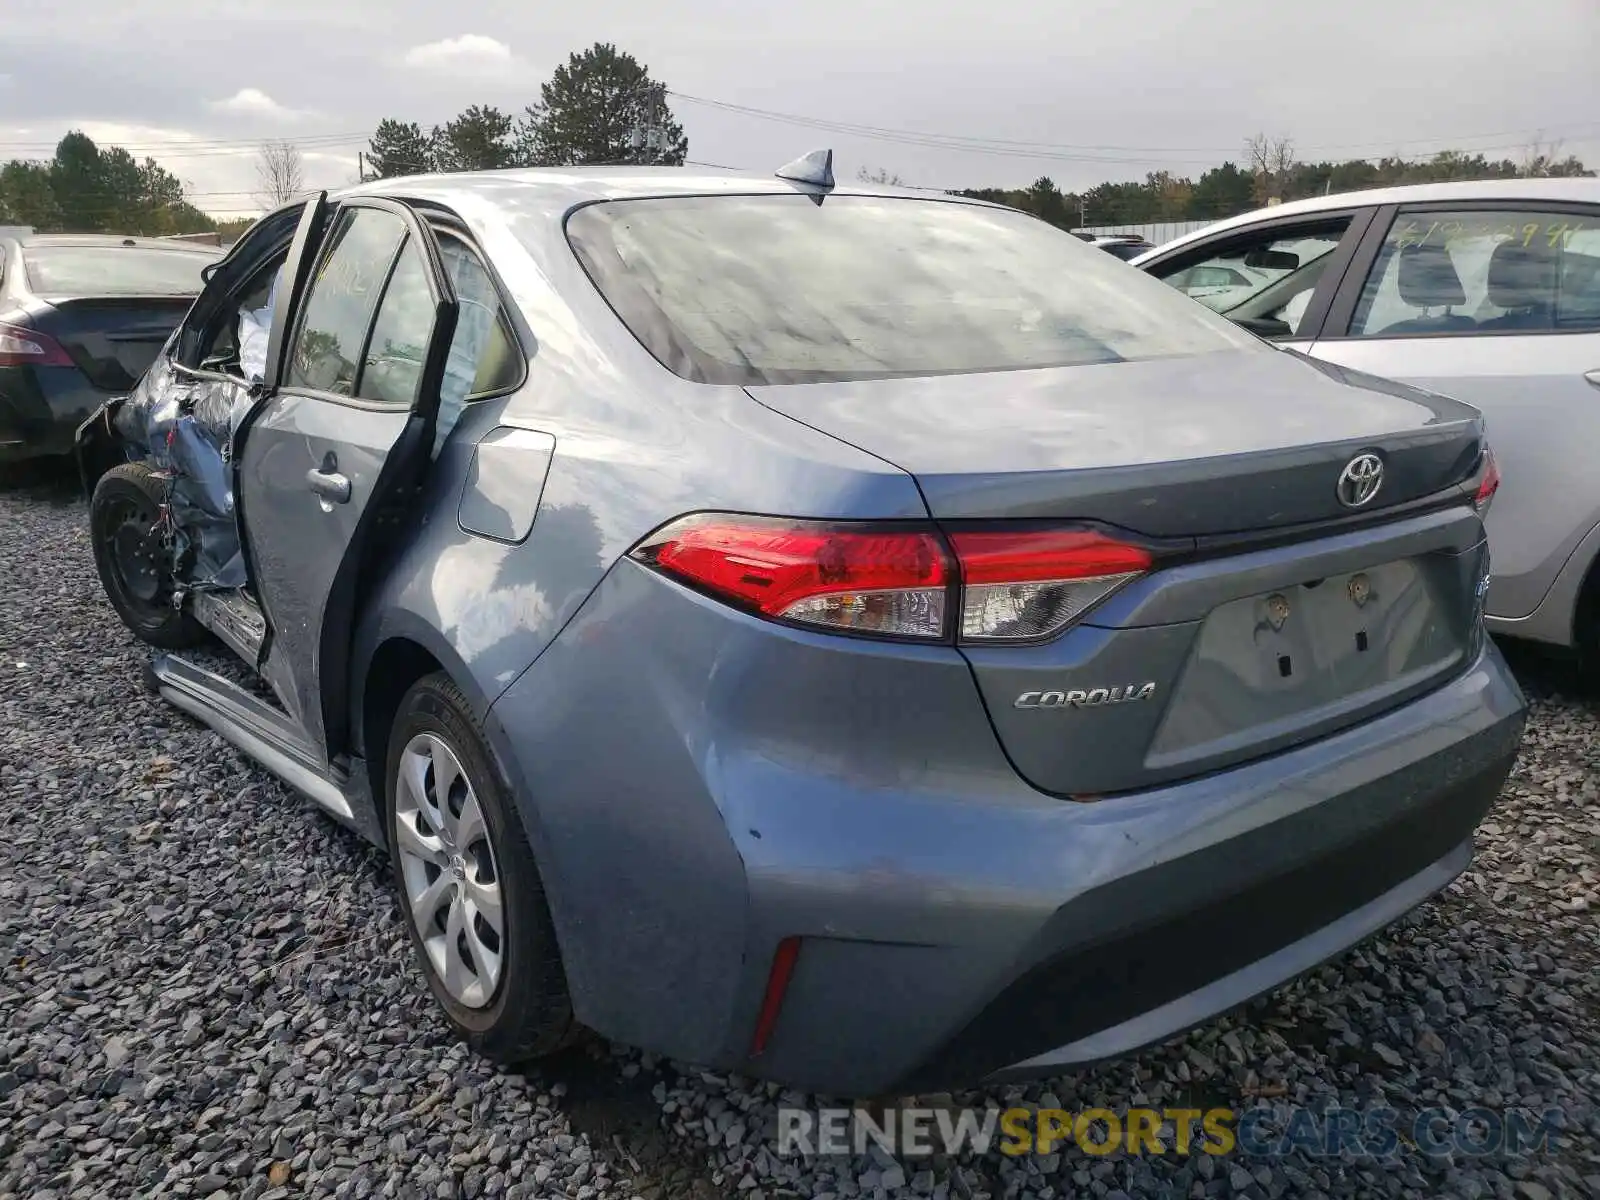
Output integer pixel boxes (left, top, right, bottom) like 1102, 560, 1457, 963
78, 155, 1524, 1095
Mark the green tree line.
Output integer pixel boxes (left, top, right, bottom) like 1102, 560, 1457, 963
956, 143, 1593, 231
0, 131, 219, 235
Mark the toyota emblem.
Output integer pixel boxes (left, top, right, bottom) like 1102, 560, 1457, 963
1336, 453, 1384, 508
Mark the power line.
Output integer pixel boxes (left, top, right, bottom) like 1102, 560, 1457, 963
667, 92, 1600, 161
0, 130, 370, 154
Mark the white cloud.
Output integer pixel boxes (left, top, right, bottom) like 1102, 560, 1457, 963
208, 88, 301, 121
402, 34, 515, 73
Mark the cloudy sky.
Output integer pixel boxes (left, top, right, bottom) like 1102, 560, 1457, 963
2, 0, 1598, 219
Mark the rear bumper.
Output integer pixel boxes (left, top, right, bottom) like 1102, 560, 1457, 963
487, 564, 1526, 1097
0, 366, 106, 461
913, 737, 1507, 1089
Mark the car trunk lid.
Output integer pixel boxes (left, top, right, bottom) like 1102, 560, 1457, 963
748, 348, 1490, 795
744, 349, 1484, 534
30, 297, 194, 391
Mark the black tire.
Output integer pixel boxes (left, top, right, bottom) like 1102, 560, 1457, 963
1573, 569, 1600, 690
386, 672, 575, 1063
89, 462, 207, 649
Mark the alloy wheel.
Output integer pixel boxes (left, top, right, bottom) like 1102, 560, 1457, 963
393, 732, 506, 1008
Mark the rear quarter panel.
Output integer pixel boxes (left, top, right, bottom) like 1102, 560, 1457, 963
347, 195, 925, 729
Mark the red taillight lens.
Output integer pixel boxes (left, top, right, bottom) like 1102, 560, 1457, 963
631, 514, 952, 639
0, 322, 73, 368
631, 515, 1154, 644
949, 528, 1152, 642
1473, 448, 1500, 514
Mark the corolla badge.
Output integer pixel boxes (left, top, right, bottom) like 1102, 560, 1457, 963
1015, 683, 1157, 709
1336, 452, 1385, 508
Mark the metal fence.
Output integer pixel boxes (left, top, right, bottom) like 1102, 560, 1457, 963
1076, 219, 1217, 246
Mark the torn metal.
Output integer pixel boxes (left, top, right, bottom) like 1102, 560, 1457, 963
113, 315, 263, 592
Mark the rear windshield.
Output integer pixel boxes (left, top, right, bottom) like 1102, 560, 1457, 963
23, 246, 216, 297
565, 195, 1259, 385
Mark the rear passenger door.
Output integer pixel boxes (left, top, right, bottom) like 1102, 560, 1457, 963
237, 198, 460, 760
1307, 202, 1600, 625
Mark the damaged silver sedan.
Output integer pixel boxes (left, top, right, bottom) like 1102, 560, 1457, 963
77, 166, 1523, 1096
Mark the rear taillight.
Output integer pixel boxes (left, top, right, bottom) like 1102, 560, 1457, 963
1473, 447, 1500, 514
630, 515, 950, 639
949, 528, 1152, 642
0, 322, 73, 368
631, 514, 1152, 643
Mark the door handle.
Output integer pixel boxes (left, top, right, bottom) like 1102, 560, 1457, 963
1585, 369, 1600, 390
306, 465, 351, 504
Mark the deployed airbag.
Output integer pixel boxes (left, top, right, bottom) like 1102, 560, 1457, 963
236, 267, 281, 384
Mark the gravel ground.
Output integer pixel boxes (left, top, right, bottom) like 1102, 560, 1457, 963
1, 464, 1596, 1200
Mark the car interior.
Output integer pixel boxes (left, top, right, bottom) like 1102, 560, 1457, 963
1370, 242, 1477, 336
1150, 221, 1352, 339
1359, 229, 1600, 337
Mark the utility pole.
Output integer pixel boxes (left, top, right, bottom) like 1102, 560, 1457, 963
628, 84, 667, 165
357, 151, 366, 183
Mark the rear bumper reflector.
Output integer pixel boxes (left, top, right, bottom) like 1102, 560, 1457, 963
749, 936, 802, 1057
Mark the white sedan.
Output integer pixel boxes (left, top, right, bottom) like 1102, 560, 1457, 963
1134, 179, 1600, 669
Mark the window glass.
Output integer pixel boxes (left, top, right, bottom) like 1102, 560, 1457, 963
357, 238, 434, 406
1350, 208, 1600, 337
352, 232, 522, 431
23, 245, 217, 296
287, 208, 406, 395
435, 237, 521, 439
565, 195, 1260, 386
1148, 221, 1350, 337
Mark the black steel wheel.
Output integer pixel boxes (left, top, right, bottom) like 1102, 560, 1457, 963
89, 463, 207, 649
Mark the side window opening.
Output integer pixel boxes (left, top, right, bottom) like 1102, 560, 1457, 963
196, 253, 287, 381
264, 206, 524, 449
1148, 219, 1352, 339
340, 224, 524, 441
1350, 207, 1600, 338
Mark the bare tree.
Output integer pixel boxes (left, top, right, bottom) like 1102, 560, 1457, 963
255, 140, 305, 207
1517, 133, 1591, 178
1245, 133, 1296, 204
857, 165, 906, 186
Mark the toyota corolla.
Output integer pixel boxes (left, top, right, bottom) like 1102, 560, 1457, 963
77, 153, 1525, 1095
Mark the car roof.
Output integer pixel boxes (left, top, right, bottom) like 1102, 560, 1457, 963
335, 165, 994, 218
18, 233, 221, 254
1133, 177, 1600, 262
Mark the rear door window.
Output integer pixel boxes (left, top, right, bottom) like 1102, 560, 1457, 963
356, 238, 434, 407
565, 194, 1259, 385
1347, 207, 1600, 337
285, 208, 407, 396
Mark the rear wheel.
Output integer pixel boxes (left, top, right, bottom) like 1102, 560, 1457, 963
387, 673, 574, 1063
89, 463, 206, 649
